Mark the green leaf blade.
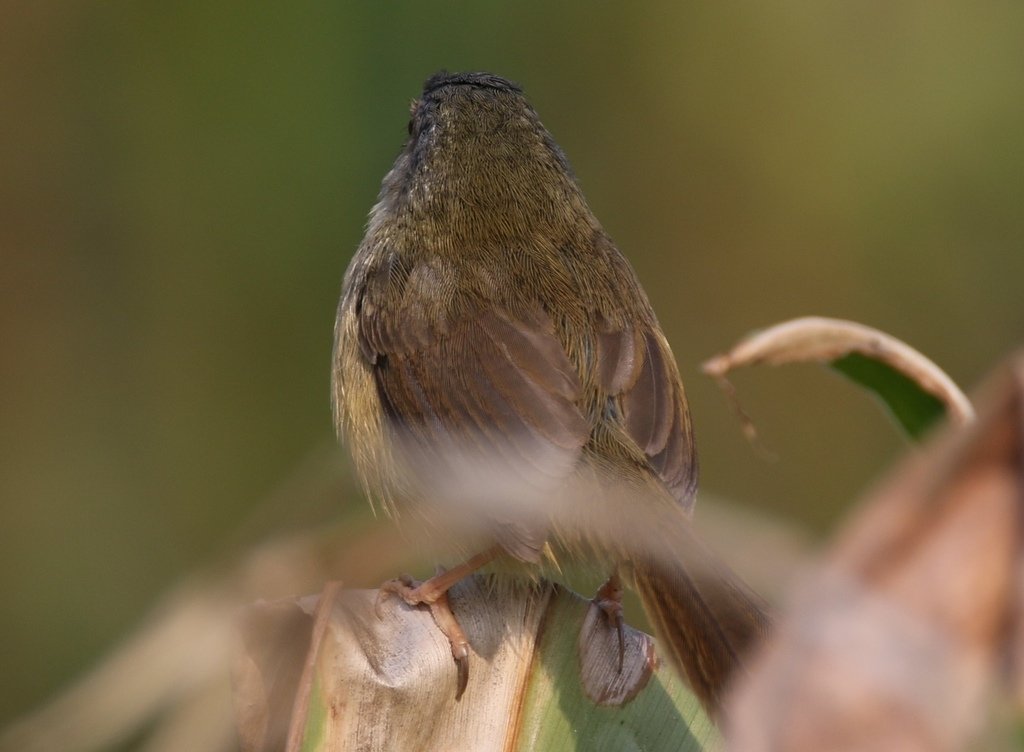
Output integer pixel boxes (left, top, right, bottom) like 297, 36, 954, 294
831, 352, 947, 441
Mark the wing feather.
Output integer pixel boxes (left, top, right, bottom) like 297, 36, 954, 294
598, 326, 698, 508
357, 298, 589, 560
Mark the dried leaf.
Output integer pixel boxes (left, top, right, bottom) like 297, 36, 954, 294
726, 351, 1024, 752
232, 597, 317, 752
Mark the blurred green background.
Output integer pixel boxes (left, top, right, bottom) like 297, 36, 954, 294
2, 0, 1022, 733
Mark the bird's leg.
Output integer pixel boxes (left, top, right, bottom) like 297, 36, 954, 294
592, 570, 627, 672
376, 546, 502, 699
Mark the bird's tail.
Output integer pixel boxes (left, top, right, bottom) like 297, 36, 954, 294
631, 524, 771, 719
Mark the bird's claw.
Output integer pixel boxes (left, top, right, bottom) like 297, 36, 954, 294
593, 575, 627, 673
374, 570, 472, 698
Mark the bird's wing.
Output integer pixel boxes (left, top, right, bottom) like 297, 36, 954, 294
357, 290, 590, 560
596, 325, 698, 510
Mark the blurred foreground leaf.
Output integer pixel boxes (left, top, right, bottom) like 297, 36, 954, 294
235, 577, 718, 752
0, 494, 783, 752
726, 350, 1024, 751
703, 316, 975, 440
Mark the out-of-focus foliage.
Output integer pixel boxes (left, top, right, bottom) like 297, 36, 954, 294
2, 0, 1022, 736
728, 351, 1024, 751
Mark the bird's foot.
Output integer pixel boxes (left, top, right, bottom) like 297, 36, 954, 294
592, 573, 627, 673
376, 566, 471, 698
375, 547, 502, 699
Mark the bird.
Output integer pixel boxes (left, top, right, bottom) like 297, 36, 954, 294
331, 70, 770, 718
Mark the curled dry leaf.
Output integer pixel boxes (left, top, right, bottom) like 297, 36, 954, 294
234, 576, 719, 752
703, 316, 975, 439
725, 351, 1024, 752
578, 598, 657, 706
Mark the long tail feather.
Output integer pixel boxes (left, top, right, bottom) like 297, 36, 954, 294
632, 525, 771, 718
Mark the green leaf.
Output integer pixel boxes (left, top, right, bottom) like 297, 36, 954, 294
831, 352, 947, 441
513, 589, 718, 751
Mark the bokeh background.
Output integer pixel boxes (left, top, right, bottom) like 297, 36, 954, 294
2, 1, 1022, 742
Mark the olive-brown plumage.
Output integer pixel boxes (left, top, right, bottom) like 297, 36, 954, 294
332, 71, 768, 716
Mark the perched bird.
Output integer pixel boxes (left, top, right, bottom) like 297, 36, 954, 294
332, 71, 769, 717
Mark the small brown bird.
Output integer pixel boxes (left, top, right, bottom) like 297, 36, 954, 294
332, 71, 769, 717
